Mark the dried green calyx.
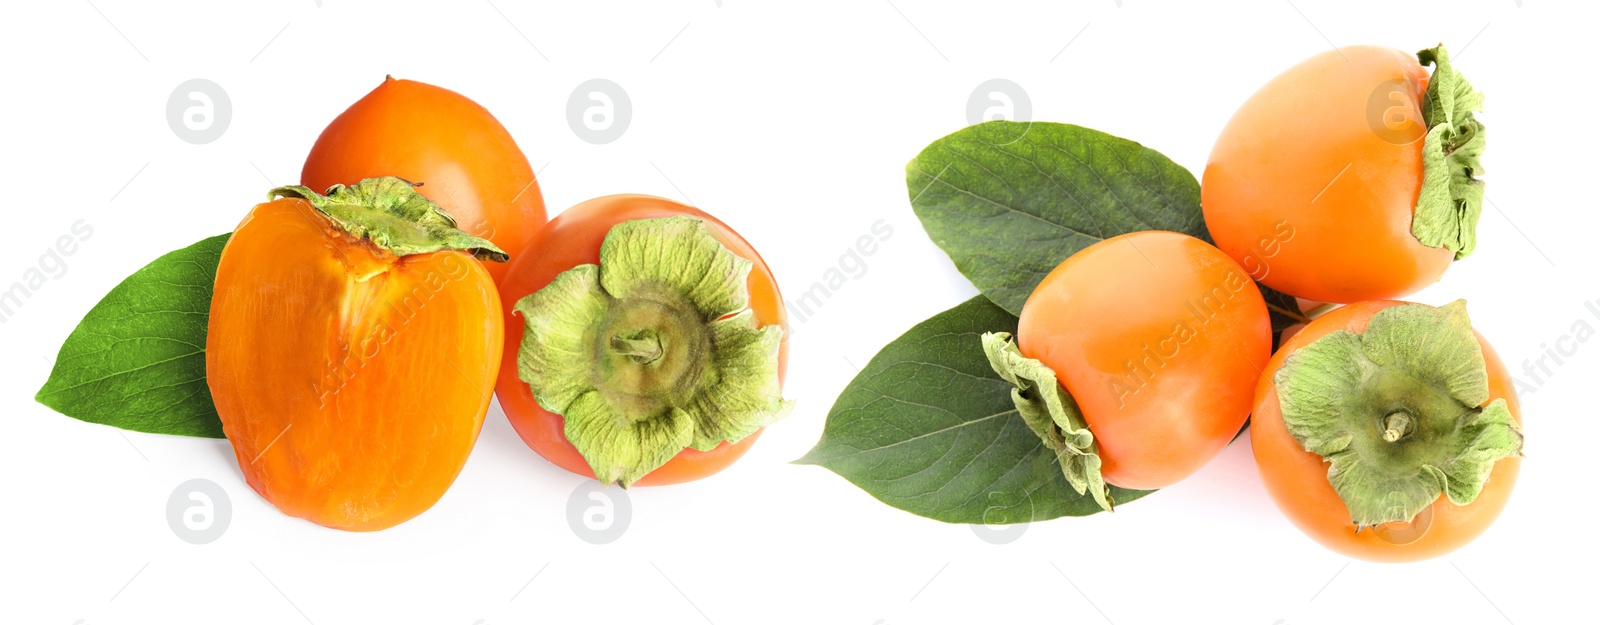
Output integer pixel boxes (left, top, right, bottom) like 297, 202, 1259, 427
271, 177, 507, 261
1274, 301, 1523, 528
981, 332, 1113, 512
515, 216, 791, 487
1411, 44, 1488, 260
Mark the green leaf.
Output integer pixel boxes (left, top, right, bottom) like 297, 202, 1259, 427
906, 121, 1208, 316
36, 234, 230, 438
1258, 282, 1306, 351
796, 296, 1152, 524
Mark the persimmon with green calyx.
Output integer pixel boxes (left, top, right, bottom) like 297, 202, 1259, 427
496, 195, 791, 487
208, 177, 507, 531
302, 76, 545, 286
1202, 44, 1485, 303
1252, 300, 1523, 562
983, 231, 1271, 510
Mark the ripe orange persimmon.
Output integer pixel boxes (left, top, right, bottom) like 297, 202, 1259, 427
1203, 45, 1485, 303
302, 76, 545, 285
208, 178, 507, 531
1253, 300, 1522, 562
495, 195, 789, 487
1000, 231, 1271, 498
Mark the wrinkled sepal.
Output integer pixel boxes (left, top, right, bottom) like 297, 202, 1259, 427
1411, 44, 1487, 260
685, 310, 792, 451
600, 215, 753, 320
563, 393, 697, 487
1434, 398, 1523, 507
271, 177, 509, 262
514, 265, 609, 413
1364, 300, 1491, 406
981, 332, 1113, 512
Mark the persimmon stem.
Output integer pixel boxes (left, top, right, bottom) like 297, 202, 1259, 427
611, 334, 663, 364
1265, 301, 1312, 324
1382, 411, 1413, 443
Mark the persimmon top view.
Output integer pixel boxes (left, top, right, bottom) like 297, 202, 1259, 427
1252, 300, 1522, 563
496, 195, 791, 488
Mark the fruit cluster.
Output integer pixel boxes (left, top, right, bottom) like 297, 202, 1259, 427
808, 44, 1520, 563
39, 78, 790, 531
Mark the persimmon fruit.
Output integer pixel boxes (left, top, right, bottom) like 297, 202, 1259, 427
983, 231, 1271, 509
1202, 44, 1486, 303
1252, 300, 1522, 562
207, 178, 507, 531
495, 195, 790, 487
302, 76, 545, 285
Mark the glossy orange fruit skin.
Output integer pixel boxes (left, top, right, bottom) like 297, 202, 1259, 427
1018, 231, 1271, 490
495, 195, 787, 486
1202, 45, 1453, 304
302, 77, 545, 285
207, 198, 503, 531
1252, 301, 1521, 562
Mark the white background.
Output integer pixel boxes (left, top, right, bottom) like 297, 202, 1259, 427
2, 1, 1592, 623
